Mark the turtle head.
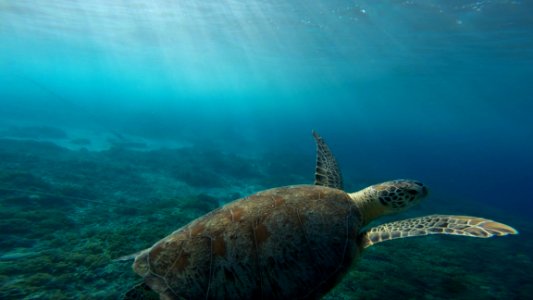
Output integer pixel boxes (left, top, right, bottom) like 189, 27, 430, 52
350, 179, 428, 224
370, 179, 428, 213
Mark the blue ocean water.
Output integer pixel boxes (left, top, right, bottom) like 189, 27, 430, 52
0, 1, 532, 299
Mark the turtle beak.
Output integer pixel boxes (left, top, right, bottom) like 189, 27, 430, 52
412, 181, 428, 198
421, 186, 429, 197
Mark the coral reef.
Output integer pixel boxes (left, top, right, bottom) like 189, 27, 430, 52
0, 138, 530, 299
1, 126, 68, 140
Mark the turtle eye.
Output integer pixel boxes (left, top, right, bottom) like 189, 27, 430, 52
407, 189, 418, 195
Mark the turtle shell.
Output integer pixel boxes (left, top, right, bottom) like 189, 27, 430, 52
133, 185, 362, 299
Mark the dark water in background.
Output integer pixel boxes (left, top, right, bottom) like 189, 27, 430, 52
0, 0, 532, 299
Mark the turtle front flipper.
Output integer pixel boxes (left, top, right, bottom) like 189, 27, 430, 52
122, 282, 159, 300
360, 215, 518, 249
312, 130, 343, 190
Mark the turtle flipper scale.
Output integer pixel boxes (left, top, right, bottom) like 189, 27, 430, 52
360, 214, 518, 249
312, 130, 343, 190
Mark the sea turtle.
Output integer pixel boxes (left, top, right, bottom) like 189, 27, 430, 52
122, 131, 517, 299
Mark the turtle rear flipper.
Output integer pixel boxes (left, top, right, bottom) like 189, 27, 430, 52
360, 215, 518, 249
123, 282, 159, 300
312, 130, 343, 190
